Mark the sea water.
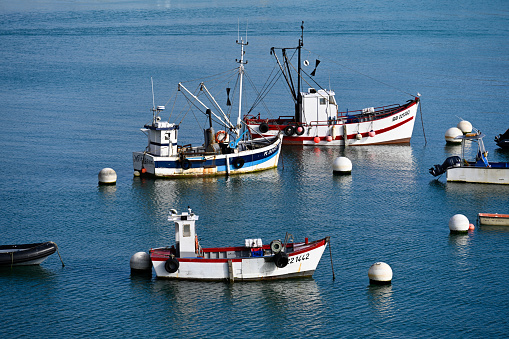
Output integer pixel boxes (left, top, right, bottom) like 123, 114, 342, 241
1, 1, 508, 337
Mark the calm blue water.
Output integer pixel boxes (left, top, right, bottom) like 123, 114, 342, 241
1, 1, 509, 337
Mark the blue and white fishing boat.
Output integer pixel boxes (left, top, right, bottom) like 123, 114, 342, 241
429, 132, 509, 184
133, 37, 283, 178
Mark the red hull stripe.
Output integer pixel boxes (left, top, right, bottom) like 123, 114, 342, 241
151, 239, 326, 262
252, 116, 414, 141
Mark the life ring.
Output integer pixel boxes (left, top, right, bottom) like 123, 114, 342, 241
233, 157, 244, 169
181, 158, 191, 170
259, 122, 269, 134
215, 130, 227, 143
295, 125, 305, 136
274, 251, 289, 268
195, 234, 199, 253
164, 257, 179, 273
284, 126, 295, 136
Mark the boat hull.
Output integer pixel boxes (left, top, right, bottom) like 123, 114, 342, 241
0, 242, 57, 266
447, 165, 509, 184
133, 135, 282, 178
247, 100, 418, 146
151, 238, 328, 281
478, 213, 509, 226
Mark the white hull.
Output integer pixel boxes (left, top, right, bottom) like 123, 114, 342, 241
133, 135, 282, 178
478, 213, 509, 226
447, 166, 509, 184
248, 100, 419, 146
151, 239, 328, 281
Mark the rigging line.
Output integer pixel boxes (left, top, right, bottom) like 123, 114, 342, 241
302, 47, 416, 97
165, 89, 179, 122
244, 72, 271, 116
179, 67, 239, 85
247, 64, 286, 115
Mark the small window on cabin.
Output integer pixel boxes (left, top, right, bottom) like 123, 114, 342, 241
319, 98, 327, 105
329, 96, 335, 104
183, 224, 191, 237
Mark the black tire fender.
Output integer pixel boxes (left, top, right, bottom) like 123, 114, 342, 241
164, 257, 179, 273
233, 157, 245, 169
181, 158, 191, 170
284, 126, 295, 136
259, 122, 269, 134
274, 252, 289, 268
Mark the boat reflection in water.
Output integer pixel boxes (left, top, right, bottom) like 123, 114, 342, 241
148, 278, 327, 332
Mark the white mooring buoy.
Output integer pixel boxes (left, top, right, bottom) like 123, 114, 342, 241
98, 168, 117, 185
333, 156, 352, 175
449, 214, 469, 233
130, 252, 152, 272
445, 127, 463, 144
368, 262, 393, 285
457, 120, 472, 134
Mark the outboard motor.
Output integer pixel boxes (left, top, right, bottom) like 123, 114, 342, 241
429, 156, 462, 177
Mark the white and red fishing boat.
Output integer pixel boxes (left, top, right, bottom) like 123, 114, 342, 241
150, 208, 330, 281
244, 23, 420, 146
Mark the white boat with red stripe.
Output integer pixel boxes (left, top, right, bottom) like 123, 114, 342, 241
150, 208, 330, 281
244, 22, 421, 146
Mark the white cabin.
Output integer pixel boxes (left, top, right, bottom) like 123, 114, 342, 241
169, 209, 199, 258
300, 88, 337, 124
142, 119, 178, 157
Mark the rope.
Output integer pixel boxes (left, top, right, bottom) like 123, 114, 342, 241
328, 237, 335, 280
302, 47, 417, 98
419, 101, 427, 146
50, 241, 65, 267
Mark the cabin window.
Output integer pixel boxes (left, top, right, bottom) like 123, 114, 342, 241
329, 96, 335, 104
319, 98, 327, 105
183, 224, 191, 237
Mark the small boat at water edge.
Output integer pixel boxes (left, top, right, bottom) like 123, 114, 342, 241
0, 242, 57, 266
495, 129, 509, 149
244, 22, 421, 146
132, 36, 283, 178
477, 213, 509, 226
429, 132, 509, 184
150, 208, 330, 281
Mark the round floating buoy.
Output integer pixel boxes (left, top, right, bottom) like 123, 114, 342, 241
333, 156, 352, 175
141, 168, 147, 174
368, 262, 392, 285
449, 214, 469, 233
469, 223, 475, 231
133, 170, 141, 177
445, 127, 463, 144
326, 136, 333, 142
457, 120, 472, 134
355, 133, 362, 140
313, 136, 320, 143
295, 126, 305, 135
98, 168, 117, 185
368, 130, 376, 137
130, 252, 152, 272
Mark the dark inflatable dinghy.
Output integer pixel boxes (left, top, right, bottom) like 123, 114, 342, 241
0, 242, 57, 266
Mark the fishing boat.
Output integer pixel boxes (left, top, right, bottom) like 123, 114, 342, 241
495, 129, 509, 149
150, 208, 330, 281
132, 37, 283, 178
429, 132, 509, 184
0, 242, 57, 266
477, 213, 509, 226
244, 23, 421, 146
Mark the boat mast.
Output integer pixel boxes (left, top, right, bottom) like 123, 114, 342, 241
297, 21, 303, 122
235, 36, 248, 138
